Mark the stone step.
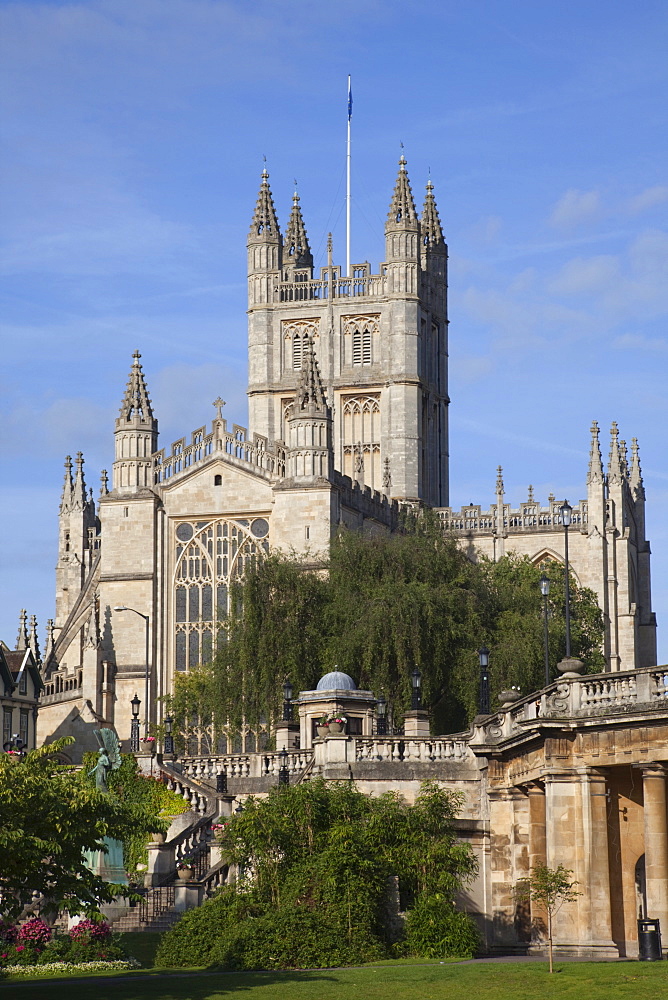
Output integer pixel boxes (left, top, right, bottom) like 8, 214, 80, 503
113, 910, 181, 933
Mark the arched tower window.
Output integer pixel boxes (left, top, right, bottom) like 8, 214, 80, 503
342, 394, 381, 489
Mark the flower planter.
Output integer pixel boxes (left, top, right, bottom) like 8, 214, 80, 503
328, 722, 345, 734
150, 831, 166, 844
316, 725, 329, 737
177, 866, 193, 881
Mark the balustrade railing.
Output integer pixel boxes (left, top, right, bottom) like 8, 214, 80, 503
354, 738, 471, 763
180, 750, 312, 782
278, 274, 385, 302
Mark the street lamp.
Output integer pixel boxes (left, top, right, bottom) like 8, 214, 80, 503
282, 678, 293, 722
114, 606, 150, 736
540, 574, 551, 687
478, 647, 490, 716
411, 668, 422, 710
278, 747, 289, 787
376, 693, 387, 736
130, 693, 141, 752
559, 502, 573, 660
164, 714, 174, 757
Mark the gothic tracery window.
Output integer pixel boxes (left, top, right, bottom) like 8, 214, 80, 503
173, 517, 270, 673
342, 394, 381, 490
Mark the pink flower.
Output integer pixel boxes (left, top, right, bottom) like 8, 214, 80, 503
16, 945, 24, 952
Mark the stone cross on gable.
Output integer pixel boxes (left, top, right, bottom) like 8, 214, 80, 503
213, 397, 227, 421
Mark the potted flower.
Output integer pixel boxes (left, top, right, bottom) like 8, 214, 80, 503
176, 854, 195, 880
140, 735, 157, 756
327, 715, 347, 734
315, 715, 329, 738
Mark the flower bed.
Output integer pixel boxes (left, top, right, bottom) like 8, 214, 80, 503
0, 917, 130, 970
3, 958, 140, 976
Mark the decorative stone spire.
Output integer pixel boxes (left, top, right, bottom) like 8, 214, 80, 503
619, 439, 628, 478
587, 421, 604, 484
71, 451, 87, 511
607, 422, 624, 485
630, 437, 645, 500
249, 167, 281, 243
118, 350, 155, 425
293, 336, 328, 415
382, 457, 392, 493
44, 619, 55, 661
496, 465, 505, 497
113, 351, 158, 493
286, 336, 333, 482
386, 155, 418, 230
421, 179, 446, 250
100, 469, 108, 498
60, 455, 73, 513
283, 188, 313, 271
15, 609, 28, 651
28, 614, 40, 663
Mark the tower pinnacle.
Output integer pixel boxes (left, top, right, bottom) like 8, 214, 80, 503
607, 422, 624, 484
587, 421, 604, 484
294, 336, 328, 415
118, 350, 155, 425
421, 179, 446, 249
249, 168, 281, 243
283, 189, 313, 271
630, 437, 645, 499
60, 455, 73, 513
386, 155, 418, 230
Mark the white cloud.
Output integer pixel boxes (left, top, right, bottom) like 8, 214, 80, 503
612, 333, 668, 353
549, 188, 601, 229
627, 185, 668, 215
548, 254, 620, 296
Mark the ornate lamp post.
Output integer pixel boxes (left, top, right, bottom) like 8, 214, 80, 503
411, 668, 422, 711
130, 693, 141, 752
114, 606, 150, 736
282, 679, 293, 722
376, 693, 387, 736
478, 647, 490, 716
278, 747, 289, 787
559, 501, 573, 659
164, 714, 174, 757
216, 768, 228, 794
540, 574, 551, 687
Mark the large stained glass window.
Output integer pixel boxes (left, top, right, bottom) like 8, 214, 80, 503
173, 517, 270, 672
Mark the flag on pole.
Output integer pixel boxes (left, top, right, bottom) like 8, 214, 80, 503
347, 77, 353, 122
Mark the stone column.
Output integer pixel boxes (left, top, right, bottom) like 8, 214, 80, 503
640, 765, 668, 940
527, 783, 547, 943
544, 768, 617, 957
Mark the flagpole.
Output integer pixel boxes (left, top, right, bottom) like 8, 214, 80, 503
346, 74, 352, 278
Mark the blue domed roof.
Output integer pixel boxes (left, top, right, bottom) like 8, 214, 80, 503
316, 670, 357, 691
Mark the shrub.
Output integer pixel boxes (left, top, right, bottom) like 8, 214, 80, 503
0, 920, 17, 943
155, 887, 264, 968
17, 918, 52, 947
69, 918, 111, 942
404, 893, 480, 959
213, 904, 386, 970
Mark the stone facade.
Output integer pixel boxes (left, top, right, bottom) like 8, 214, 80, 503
31, 157, 657, 759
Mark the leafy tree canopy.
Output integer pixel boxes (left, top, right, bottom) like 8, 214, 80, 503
0, 739, 167, 920
169, 521, 604, 740
156, 779, 480, 969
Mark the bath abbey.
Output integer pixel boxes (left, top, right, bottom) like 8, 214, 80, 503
6, 157, 666, 958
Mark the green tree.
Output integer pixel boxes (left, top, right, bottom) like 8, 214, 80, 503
0, 739, 166, 920
168, 523, 605, 739
514, 864, 581, 973
157, 779, 479, 969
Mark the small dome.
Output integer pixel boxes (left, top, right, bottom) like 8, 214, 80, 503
316, 670, 357, 691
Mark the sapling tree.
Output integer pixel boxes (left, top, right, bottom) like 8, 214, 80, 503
514, 864, 581, 972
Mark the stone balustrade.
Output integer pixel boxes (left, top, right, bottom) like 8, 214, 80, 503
472, 664, 668, 745
354, 737, 471, 764
180, 749, 313, 783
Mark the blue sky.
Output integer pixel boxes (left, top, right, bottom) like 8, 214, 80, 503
1, 0, 667, 662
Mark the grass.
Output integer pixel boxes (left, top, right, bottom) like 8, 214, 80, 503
1, 959, 667, 1000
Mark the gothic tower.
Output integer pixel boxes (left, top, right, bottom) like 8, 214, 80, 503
246, 157, 449, 505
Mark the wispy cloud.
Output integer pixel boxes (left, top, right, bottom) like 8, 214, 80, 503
627, 185, 668, 215
549, 188, 601, 229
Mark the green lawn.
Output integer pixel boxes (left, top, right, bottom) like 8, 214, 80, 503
1, 960, 667, 1000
